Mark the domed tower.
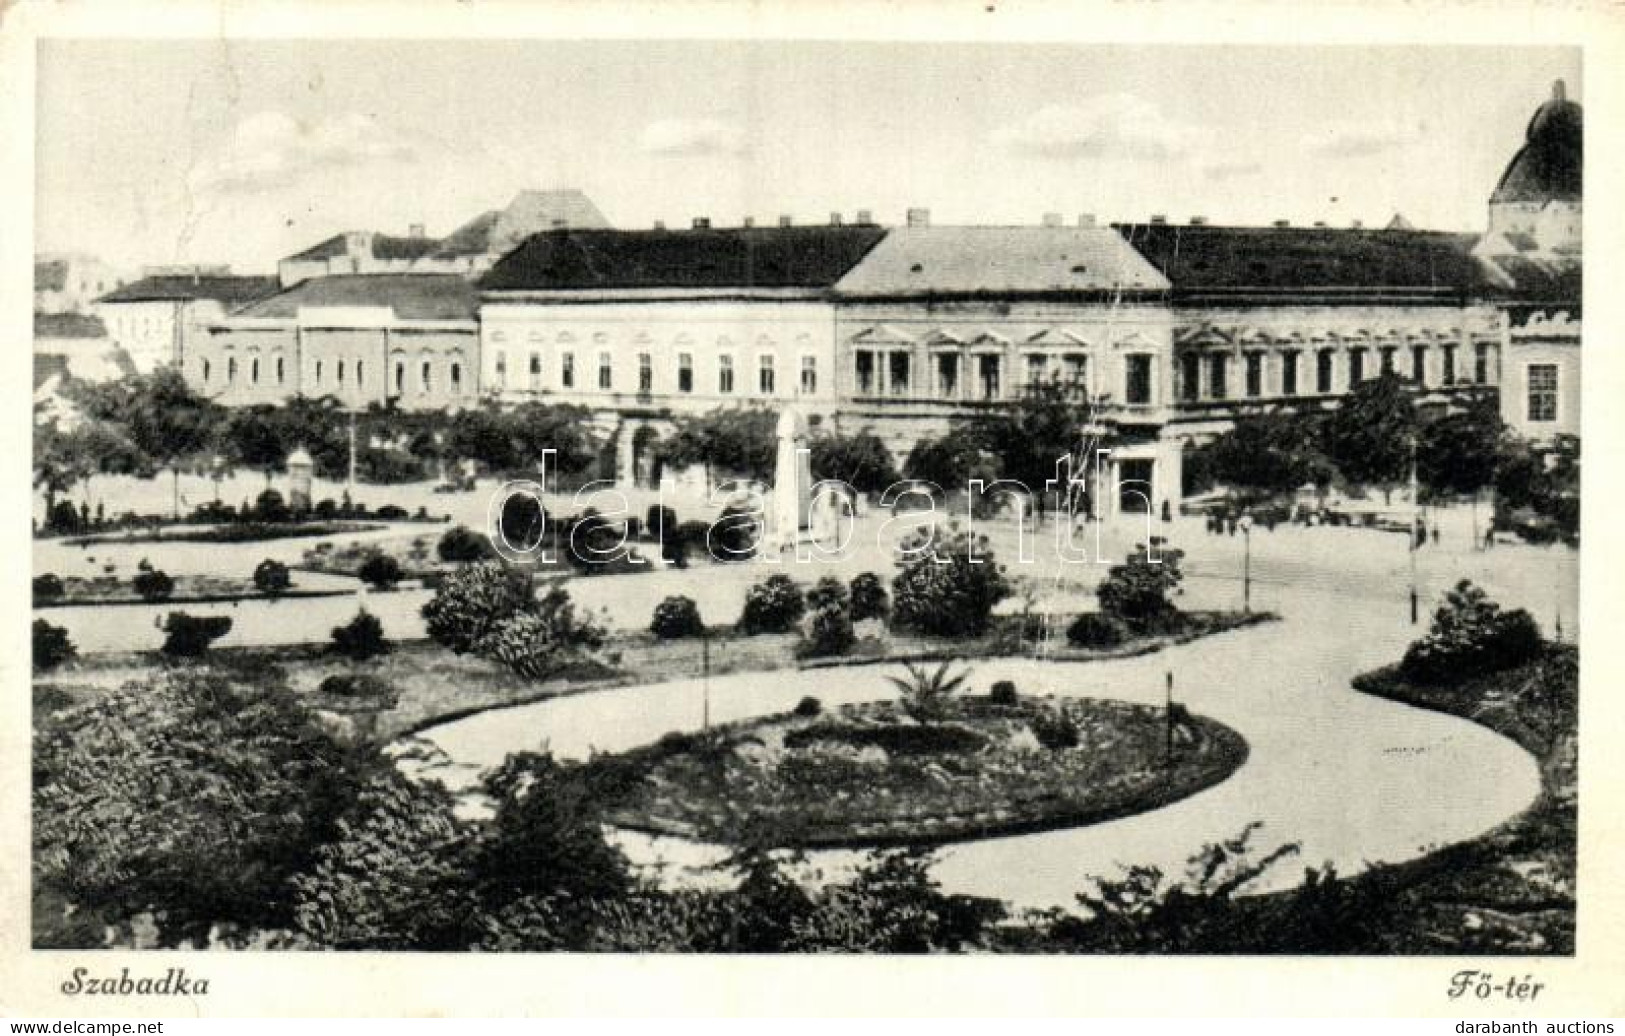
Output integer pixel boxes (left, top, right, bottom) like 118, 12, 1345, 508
1481, 80, 1582, 257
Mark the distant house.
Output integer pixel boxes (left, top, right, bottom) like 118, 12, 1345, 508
95, 269, 279, 374
275, 189, 611, 288
35, 254, 128, 315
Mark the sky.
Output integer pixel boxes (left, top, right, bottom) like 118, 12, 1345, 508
35, 41, 1581, 274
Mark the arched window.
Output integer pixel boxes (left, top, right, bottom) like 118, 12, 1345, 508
202, 359, 211, 383
451, 362, 462, 392
314, 360, 323, 384
227, 357, 236, 383
356, 360, 364, 388
337, 360, 346, 385
275, 356, 285, 385
250, 358, 259, 384
395, 361, 405, 394
421, 360, 433, 392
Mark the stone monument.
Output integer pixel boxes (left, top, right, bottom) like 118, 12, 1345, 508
286, 446, 314, 512
765, 407, 813, 554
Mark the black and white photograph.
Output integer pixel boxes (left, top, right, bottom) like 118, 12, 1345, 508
5, 3, 1619, 1018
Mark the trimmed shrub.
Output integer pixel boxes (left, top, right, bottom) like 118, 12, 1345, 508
253, 558, 291, 595
331, 611, 390, 661
160, 612, 232, 657
437, 524, 491, 563
793, 696, 823, 718
32, 573, 65, 603
474, 588, 605, 680
563, 510, 630, 574
800, 604, 855, 659
707, 503, 761, 562
46, 499, 82, 534
373, 504, 410, 521
739, 574, 805, 635
650, 595, 705, 640
849, 572, 890, 622
255, 488, 290, 523
318, 673, 394, 698
989, 680, 1019, 706
1028, 709, 1081, 751
357, 553, 404, 590
1097, 540, 1185, 633
1067, 612, 1131, 649
805, 576, 849, 613
1400, 580, 1545, 684
890, 528, 1012, 637
421, 559, 535, 653
647, 505, 677, 542
132, 569, 175, 603
33, 618, 75, 671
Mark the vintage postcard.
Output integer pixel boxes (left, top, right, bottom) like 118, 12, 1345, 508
2, 0, 1623, 1019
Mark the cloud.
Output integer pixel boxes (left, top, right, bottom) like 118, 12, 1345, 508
190, 111, 420, 195
1201, 159, 1264, 181
1300, 119, 1423, 158
638, 118, 747, 157
993, 94, 1209, 162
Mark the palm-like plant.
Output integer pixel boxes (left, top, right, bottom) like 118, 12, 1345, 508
885, 661, 972, 723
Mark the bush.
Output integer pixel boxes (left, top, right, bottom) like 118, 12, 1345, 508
33, 618, 75, 671
357, 553, 404, 590
707, 504, 761, 562
890, 527, 1012, 637
1400, 580, 1545, 684
313, 498, 339, 520
33, 573, 65, 603
318, 673, 394, 698
253, 558, 291, 595
474, 588, 605, 680
784, 722, 987, 756
563, 510, 629, 574
647, 505, 677, 542
739, 574, 805, 635
1066, 612, 1131, 649
849, 572, 890, 622
437, 524, 491, 563
805, 576, 849, 613
989, 680, 1018, 705
800, 604, 855, 658
331, 611, 390, 661
421, 560, 536, 653
1029, 708, 1080, 751
650, 595, 705, 640
46, 499, 82, 534
255, 488, 290, 523
374, 504, 410, 521
793, 696, 823, 718
160, 612, 232, 657
132, 569, 175, 603
1097, 541, 1185, 633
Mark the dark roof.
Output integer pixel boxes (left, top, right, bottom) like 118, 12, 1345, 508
35, 260, 68, 292
833, 226, 1169, 296
34, 354, 69, 389
232, 274, 477, 321
431, 211, 501, 258
286, 233, 439, 263
1114, 223, 1493, 304
481, 226, 888, 292
1492, 82, 1582, 205
1482, 256, 1581, 305
96, 275, 280, 306
34, 312, 107, 338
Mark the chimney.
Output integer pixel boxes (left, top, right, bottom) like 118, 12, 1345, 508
742, 217, 755, 228
856, 209, 873, 226
1272, 219, 1291, 228
1149, 214, 1168, 225
551, 219, 568, 229
779, 215, 793, 228
1312, 220, 1328, 228
408, 223, 426, 239
1553, 79, 1567, 102
1351, 219, 1364, 229
693, 217, 711, 230
1041, 212, 1063, 228
1189, 215, 1208, 226
1077, 213, 1096, 228
906, 207, 931, 228
829, 212, 843, 226
654, 220, 667, 230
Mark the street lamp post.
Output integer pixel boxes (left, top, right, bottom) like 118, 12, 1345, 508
1164, 670, 1175, 764
1409, 436, 1420, 625
1238, 513, 1253, 613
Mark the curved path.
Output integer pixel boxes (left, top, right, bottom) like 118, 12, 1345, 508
421, 557, 1545, 912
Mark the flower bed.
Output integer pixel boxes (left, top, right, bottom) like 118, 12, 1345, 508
32, 573, 351, 608
604, 695, 1248, 849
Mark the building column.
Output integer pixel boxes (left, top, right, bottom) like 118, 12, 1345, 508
614, 420, 638, 489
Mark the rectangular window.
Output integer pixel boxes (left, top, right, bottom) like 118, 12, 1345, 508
1245, 352, 1263, 398
1063, 353, 1088, 396
421, 361, 432, 392
758, 355, 775, 395
1411, 345, 1428, 385
1442, 345, 1456, 385
250, 358, 259, 385
1025, 353, 1049, 389
356, 360, 364, 387
1527, 364, 1558, 422
936, 354, 959, 399
1126, 354, 1154, 405
718, 355, 735, 394
395, 362, 404, 393
312, 360, 320, 385
337, 360, 346, 385
1380, 347, 1397, 376
855, 351, 876, 395
678, 353, 694, 393
1475, 343, 1492, 384
1348, 348, 1366, 385
449, 362, 459, 392
1180, 353, 1201, 403
1281, 351, 1299, 396
495, 351, 507, 388
1317, 349, 1334, 393
977, 354, 1001, 400
888, 352, 911, 397
561, 352, 575, 388
276, 356, 285, 385
638, 353, 653, 394
529, 352, 542, 390
1207, 354, 1227, 400
799, 356, 817, 395
598, 352, 613, 390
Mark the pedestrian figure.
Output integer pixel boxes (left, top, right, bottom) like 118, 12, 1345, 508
1484, 527, 1495, 550
1431, 526, 1440, 546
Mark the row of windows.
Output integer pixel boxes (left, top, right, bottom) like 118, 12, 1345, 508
852, 350, 1155, 405
492, 350, 819, 397
197, 355, 466, 394
1177, 343, 1497, 402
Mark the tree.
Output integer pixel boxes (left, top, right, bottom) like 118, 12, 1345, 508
219, 406, 289, 485
1400, 580, 1544, 684
738, 574, 806, 635
421, 559, 535, 653
660, 408, 777, 483
650, 595, 705, 639
33, 618, 76, 671
976, 378, 1111, 517
33, 668, 375, 946
474, 588, 605, 680
331, 610, 390, 661
1096, 540, 1185, 633
34, 416, 147, 521
902, 428, 993, 491
809, 430, 900, 494
849, 572, 890, 622
253, 558, 291, 595
71, 368, 221, 518
1418, 391, 1504, 500
159, 612, 232, 656
132, 569, 175, 602
1201, 410, 1332, 496
890, 526, 1012, 636
357, 553, 404, 590
1320, 372, 1418, 491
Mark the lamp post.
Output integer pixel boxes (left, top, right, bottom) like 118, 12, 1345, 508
1164, 669, 1175, 765
701, 630, 712, 732
1238, 513, 1253, 613
1408, 436, 1420, 625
